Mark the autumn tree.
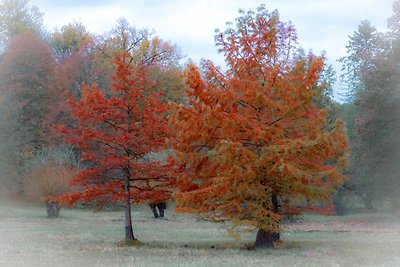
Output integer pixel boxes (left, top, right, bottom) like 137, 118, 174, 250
169, 6, 348, 248
98, 18, 180, 67
92, 18, 183, 99
43, 23, 96, 144
0, 32, 55, 148
0, 0, 43, 49
56, 52, 173, 241
50, 21, 92, 63
0, 33, 56, 194
24, 145, 78, 218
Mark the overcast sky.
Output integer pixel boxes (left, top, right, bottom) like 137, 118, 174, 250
29, 0, 395, 97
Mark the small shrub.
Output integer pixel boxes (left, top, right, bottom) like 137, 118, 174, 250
24, 162, 76, 199
24, 145, 79, 217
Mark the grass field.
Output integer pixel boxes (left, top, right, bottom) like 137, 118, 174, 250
1, 199, 400, 267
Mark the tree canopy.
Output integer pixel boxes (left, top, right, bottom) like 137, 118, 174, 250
56, 52, 174, 240
0, 0, 43, 48
169, 6, 348, 248
339, 0, 400, 211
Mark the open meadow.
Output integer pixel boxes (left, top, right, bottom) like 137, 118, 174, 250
1, 199, 400, 267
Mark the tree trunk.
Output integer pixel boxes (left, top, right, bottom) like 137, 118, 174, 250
150, 202, 166, 218
363, 197, 373, 210
150, 204, 159, 218
254, 194, 281, 248
46, 201, 60, 218
390, 194, 399, 213
124, 169, 135, 241
333, 190, 347, 215
157, 202, 165, 218
124, 196, 135, 240
17, 167, 25, 196
254, 228, 280, 248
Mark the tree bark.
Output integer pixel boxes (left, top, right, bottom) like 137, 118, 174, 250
46, 201, 60, 218
333, 190, 347, 215
254, 228, 280, 248
150, 204, 159, 218
390, 194, 399, 213
157, 202, 165, 218
254, 194, 281, 248
149, 202, 166, 218
124, 169, 135, 241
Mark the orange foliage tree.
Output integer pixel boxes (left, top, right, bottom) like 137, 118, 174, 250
25, 145, 79, 218
25, 162, 77, 218
169, 6, 348, 248
56, 52, 173, 241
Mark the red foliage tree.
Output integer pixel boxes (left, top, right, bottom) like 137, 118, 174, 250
43, 33, 96, 145
169, 7, 348, 248
57, 52, 173, 241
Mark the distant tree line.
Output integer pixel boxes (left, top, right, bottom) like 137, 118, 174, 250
336, 0, 400, 214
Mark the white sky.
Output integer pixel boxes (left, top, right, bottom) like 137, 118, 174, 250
30, 0, 395, 98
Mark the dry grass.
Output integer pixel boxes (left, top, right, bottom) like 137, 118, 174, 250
0, 199, 400, 267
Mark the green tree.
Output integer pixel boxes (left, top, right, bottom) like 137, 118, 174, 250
50, 21, 92, 63
339, 20, 384, 101
340, 1, 400, 211
92, 18, 183, 93
0, 33, 56, 194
